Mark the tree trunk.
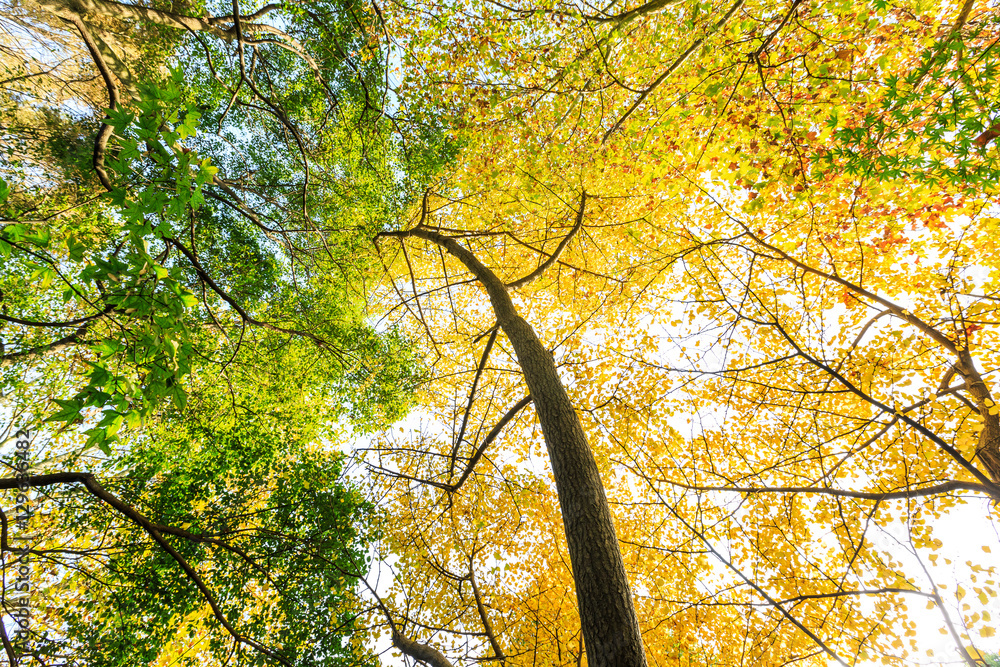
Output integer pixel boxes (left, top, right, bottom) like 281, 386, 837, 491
957, 351, 1000, 483
407, 228, 648, 667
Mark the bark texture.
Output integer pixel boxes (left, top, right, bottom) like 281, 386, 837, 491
0, 325, 90, 368
406, 227, 648, 667
956, 351, 1000, 483
392, 631, 455, 667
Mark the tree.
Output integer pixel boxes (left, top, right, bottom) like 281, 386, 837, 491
5, 0, 1000, 665
2, 366, 378, 666
1, 0, 426, 441
5, 0, 652, 662
351, 0, 1000, 664
377, 202, 647, 666
1, 0, 427, 663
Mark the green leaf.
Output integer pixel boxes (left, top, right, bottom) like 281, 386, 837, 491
47, 399, 83, 423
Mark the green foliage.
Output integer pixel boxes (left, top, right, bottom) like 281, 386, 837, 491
0, 1, 456, 664
44, 378, 377, 667
1, 75, 422, 451
823, 18, 1000, 189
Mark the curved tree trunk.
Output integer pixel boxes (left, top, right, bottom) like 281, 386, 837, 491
403, 227, 648, 667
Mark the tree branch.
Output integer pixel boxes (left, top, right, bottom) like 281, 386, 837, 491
1, 324, 92, 368
738, 230, 1000, 483
603, 0, 744, 143
974, 119, 999, 148
451, 395, 533, 493
0, 612, 17, 667
64, 15, 118, 191
166, 237, 346, 359
468, 565, 505, 662
665, 479, 992, 500
586, 0, 682, 23
32, 0, 232, 39
0, 473, 291, 666
392, 630, 456, 667
450, 325, 500, 482
506, 191, 587, 289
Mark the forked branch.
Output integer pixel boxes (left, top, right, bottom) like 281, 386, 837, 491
507, 191, 587, 289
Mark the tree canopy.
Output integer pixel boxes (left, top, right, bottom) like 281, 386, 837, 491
2, 0, 1000, 665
